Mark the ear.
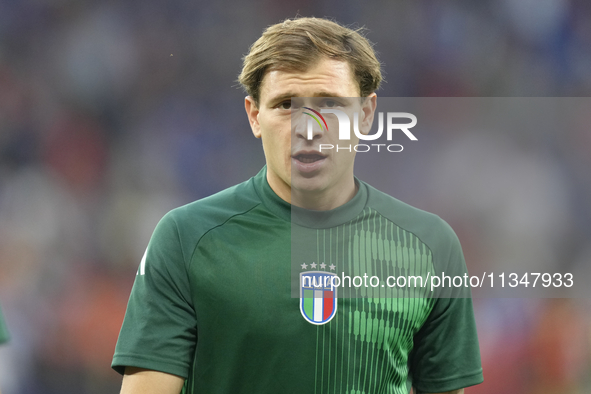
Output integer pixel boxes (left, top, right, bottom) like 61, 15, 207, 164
245, 96, 261, 139
358, 93, 377, 135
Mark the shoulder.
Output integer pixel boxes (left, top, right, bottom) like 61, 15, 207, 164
149, 177, 262, 255
167, 177, 261, 228
362, 181, 461, 264
364, 182, 454, 238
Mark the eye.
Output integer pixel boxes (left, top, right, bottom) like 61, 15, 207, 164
279, 100, 291, 110
322, 99, 340, 108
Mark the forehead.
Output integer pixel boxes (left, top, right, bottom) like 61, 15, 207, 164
259, 58, 359, 103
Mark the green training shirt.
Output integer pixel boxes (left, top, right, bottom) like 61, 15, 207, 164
112, 166, 483, 393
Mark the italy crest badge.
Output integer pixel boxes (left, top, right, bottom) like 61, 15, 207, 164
299, 271, 338, 325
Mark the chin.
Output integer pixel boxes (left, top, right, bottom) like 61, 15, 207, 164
290, 178, 328, 196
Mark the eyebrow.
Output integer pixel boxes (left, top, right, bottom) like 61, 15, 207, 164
267, 91, 345, 105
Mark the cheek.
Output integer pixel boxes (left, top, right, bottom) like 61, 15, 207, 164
261, 117, 291, 160
263, 132, 290, 165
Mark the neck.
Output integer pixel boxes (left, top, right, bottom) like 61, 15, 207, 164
269, 174, 358, 211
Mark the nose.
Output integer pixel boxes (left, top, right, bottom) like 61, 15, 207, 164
294, 110, 324, 140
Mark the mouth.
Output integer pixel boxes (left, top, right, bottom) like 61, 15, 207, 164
291, 151, 327, 174
293, 153, 326, 164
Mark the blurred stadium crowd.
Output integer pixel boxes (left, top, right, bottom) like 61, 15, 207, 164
0, 0, 590, 393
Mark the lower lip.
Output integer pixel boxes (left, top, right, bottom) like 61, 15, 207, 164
292, 157, 326, 174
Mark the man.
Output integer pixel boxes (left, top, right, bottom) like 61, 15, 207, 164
0, 306, 7, 345
112, 17, 483, 394
0, 305, 9, 394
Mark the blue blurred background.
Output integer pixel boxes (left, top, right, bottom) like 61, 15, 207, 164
0, 0, 590, 393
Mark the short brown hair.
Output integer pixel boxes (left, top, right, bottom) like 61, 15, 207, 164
238, 17, 382, 106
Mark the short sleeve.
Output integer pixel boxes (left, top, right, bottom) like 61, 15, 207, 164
409, 223, 483, 392
112, 211, 197, 378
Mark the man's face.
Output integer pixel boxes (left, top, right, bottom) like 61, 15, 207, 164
245, 57, 376, 209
